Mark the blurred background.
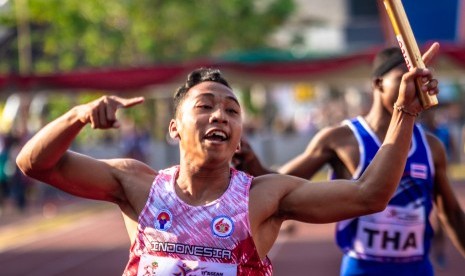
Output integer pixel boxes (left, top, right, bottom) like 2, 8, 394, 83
0, 1, 464, 275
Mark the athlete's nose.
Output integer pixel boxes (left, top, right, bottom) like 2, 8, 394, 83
210, 107, 228, 124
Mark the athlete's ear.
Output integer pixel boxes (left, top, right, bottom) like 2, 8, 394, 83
373, 77, 383, 92
169, 119, 180, 140
235, 143, 241, 153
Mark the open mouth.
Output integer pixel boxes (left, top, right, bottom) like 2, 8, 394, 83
204, 130, 228, 142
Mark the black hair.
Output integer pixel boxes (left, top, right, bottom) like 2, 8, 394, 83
372, 47, 406, 77
173, 68, 231, 116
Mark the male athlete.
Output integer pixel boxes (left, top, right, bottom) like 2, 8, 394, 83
16, 47, 439, 275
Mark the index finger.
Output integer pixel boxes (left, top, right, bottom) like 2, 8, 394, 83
115, 96, 145, 108
422, 42, 440, 66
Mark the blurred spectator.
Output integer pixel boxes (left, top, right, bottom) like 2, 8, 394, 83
0, 133, 10, 211
0, 132, 32, 213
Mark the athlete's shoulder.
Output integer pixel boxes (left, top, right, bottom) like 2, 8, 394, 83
423, 132, 448, 163
106, 158, 158, 176
313, 123, 355, 146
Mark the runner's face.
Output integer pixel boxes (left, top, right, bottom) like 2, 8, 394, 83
380, 65, 408, 113
170, 81, 242, 166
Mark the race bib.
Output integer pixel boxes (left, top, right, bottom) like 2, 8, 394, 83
354, 205, 425, 258
138, 255, 237, 276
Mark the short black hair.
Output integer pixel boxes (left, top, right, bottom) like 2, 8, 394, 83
173, 68, 231, 116
372, 47, 406, 77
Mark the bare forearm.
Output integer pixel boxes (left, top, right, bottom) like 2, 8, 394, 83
16, 106, 86, 174
358, 110, 416, 210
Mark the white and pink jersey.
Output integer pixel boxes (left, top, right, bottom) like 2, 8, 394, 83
123, 166, 272, 276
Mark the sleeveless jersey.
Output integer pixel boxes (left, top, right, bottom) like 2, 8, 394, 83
334, 116, 435, 275
123, 166, 272, 276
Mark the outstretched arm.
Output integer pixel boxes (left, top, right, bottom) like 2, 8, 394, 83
262, 67, 437, 225
250, 43, 441, 259
250, 95, 426, 255
16, 95, 147, 203
283, 41, 441, 222
254, 45, 441, 227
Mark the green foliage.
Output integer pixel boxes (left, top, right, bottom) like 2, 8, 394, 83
0, 0, 295, 73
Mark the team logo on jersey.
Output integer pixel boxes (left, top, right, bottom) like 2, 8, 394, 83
211, 215, 234, 238
155, 209, 172, 231
410, 163, 427, 179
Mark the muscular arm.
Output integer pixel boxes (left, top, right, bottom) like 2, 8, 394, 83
279, 107, 417, 222
16, 96, 148, 204
276, 65, 440, 224
250, 66, 441, 259
428, 134, 465, 258
250, 108, 415, 256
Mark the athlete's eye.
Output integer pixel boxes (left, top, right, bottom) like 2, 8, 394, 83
197, 105, 212, 109
227, 108, 239, 114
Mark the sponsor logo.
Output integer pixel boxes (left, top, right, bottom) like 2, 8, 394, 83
386, 208, 420, 222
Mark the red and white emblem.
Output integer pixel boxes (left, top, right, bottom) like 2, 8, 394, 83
211, 215, 234, 238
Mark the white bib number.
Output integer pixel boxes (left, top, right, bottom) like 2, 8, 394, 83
138, 255, 237, 276
354, 205, 425, 258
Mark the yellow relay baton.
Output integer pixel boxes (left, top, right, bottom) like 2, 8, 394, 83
383, 0, 438, 109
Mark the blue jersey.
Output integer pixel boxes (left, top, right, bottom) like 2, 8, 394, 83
334, 117, 435, 276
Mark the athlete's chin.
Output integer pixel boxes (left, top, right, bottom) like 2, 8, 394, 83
203, 140, 234, 152
201, 141, 234, 159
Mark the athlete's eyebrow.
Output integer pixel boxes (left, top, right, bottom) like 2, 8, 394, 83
226, 95, 240, 107
196, 92, 240, 107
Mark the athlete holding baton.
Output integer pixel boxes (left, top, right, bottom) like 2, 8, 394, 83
16, 63, 438, 275
234, 40, 465, 275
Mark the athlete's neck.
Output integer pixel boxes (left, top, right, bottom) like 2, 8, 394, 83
175, 165, 231, 206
